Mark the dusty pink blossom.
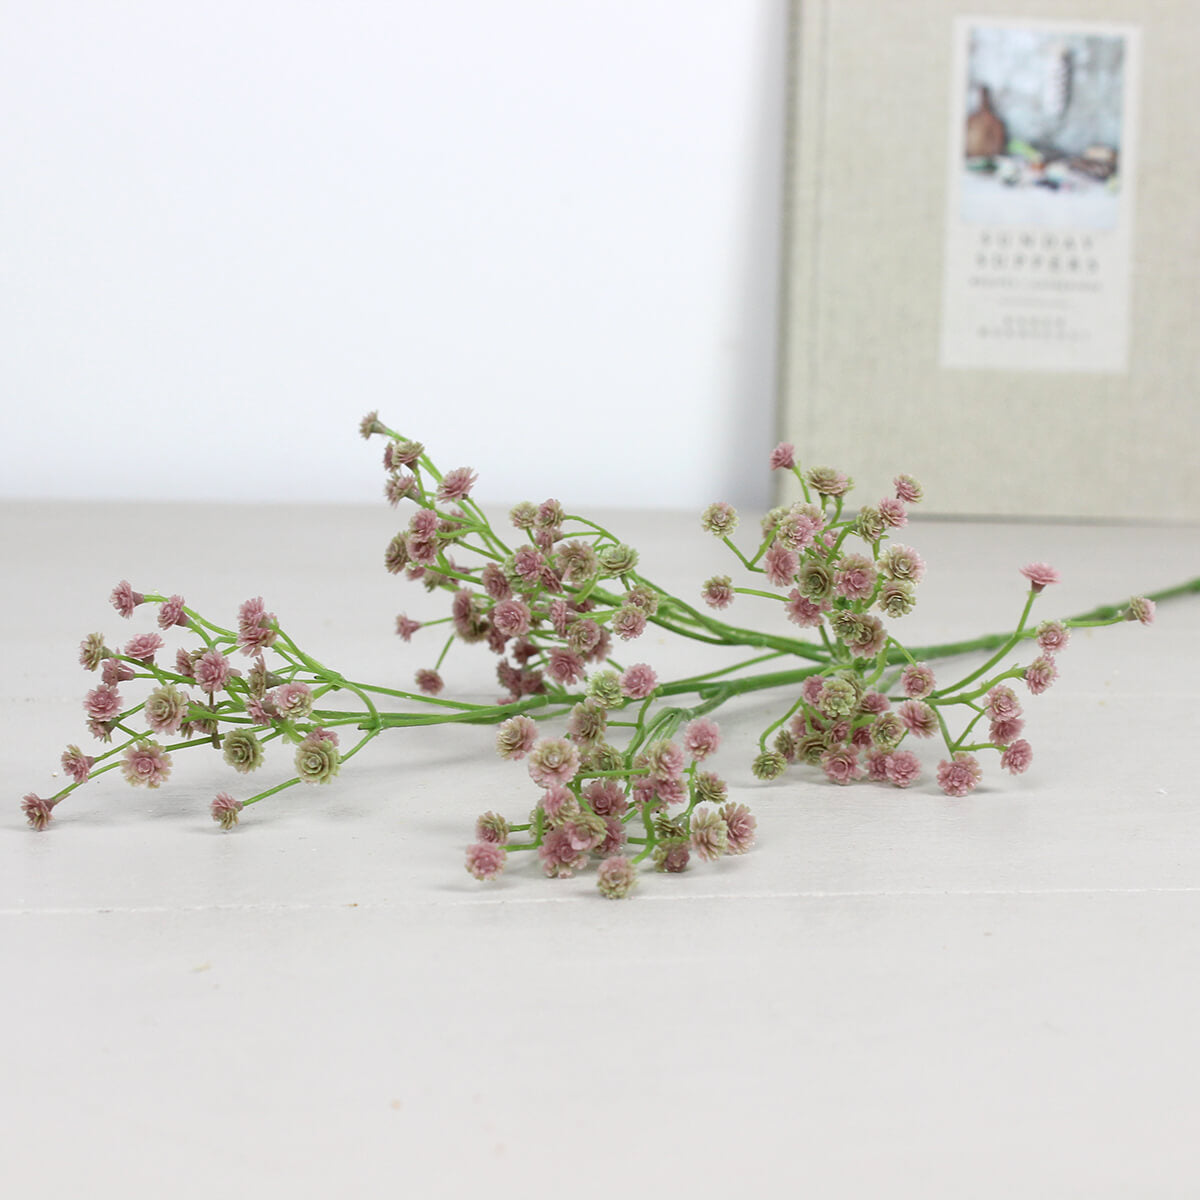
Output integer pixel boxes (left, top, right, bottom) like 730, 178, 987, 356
546, 599, 570, 636
237, 596, 278, 655
784, 590, 827, 627
84, 684, 123, 722
79, 632, 108, 671
834, 611, 887, 659
1000, 739, 1034, 775
437, 466, 478, 502
878, 497, 908, 528
691, 808, 729, 861
511, 545, 545, 585
851, 725, 874, 750
1020, 562, 1060, 592
720, 802, 756, 854
538, 827, 589, 878
702, 575, 734, 610
394, 613, 422, 641
173, 648, 195, 679
936, 752, 981, 798
582, 778, 628, 817
1126, 596, 1156, 624
984, 685, 1022, 722
211, 792, 244, 830
528, 738, 581, 787
540, 784, 575, 824
121, 741, 173, 788
655, 841, 691, 873
988, 715, 1025, 745
479, 563, 511, 601
655, 777, 688, 807
144, 684, 190, 736
542, 648, 582, 687
384, 534, 409, 574
100, 657, 132, 685
490, 599, 532, 639
683, 718, 721, 761
1036, 620, 1070, 655
596, 855, 637, 898
405, 530, 438, 567
193, 649, 232, 694
595, 807, 624, 851
700, 501, 738, 537
157, 595, 188, 630
566, 618, 602, 657
878, 544, 926, 585
806, 466, 851, 497
764, 543, 799, 588
465, 841, 507, 881
124, 632, 163, 663
801, 676, 825, 707
821, 745, 861, 786
776, 511, 820, 552
645, 740, 686, 783
562, 813, 606, 854
834, 554, 877, 601
859, 691, 889, 715
22, 793, 56, 831
863, 749, 890, 781
475, 812, 510, 844
272, 681, 314, 720
894, 474, 923, 504
409, 508, 438, 540
451, 590, 488, 643
61, 744, 96, 784
415, 668, 444, 696
1024, 656, 1059, 696
769, 442, 796, 471
896, 699, 937, 738
385, 472, 418, 506
110, 580, 144, 618
494, 710, 537, 758
611, 606, 647, 641
390, 437, 425, 467
620, 663, 658, 700
885, 750, 921, 788
900, 662, 935, 699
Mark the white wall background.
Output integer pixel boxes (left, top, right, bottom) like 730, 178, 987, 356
1, 1, 788, 510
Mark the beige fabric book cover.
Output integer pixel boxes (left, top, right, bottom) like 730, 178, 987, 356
778, 0, 1199, 519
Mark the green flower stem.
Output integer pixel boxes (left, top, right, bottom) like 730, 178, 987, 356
664, 650, 789, 690
758, 691, 808, 752
951, 706, 987, 752
338, 728, 380, 767
721, 535, 757, 573
345, 679, 491, 710
242, 776, 304, 808
433, 634, 455, 672
934, 590, 1037, 698
733, 587, 787, 603
274, 628, 382, 730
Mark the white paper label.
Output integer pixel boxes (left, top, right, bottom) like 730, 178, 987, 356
940, 17, 1139, 372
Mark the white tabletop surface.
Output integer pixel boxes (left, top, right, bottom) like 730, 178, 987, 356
3, 500, 1199, 1198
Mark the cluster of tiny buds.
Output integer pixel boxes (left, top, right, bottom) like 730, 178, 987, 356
464, 715, 756, 898
22, 580, 349, 832
377, 426, 654, 706
700, 448, 927, 666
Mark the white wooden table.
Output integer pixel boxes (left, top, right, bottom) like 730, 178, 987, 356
4, 501, 1198, 1198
